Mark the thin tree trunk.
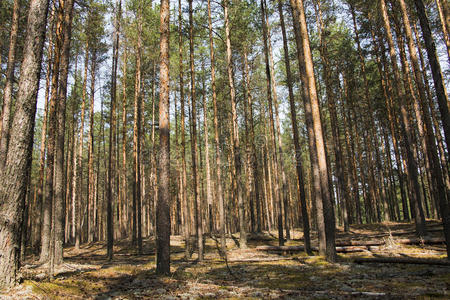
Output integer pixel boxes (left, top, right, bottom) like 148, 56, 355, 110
74, 40, 89, 249
178, 0, 191, 259
290, 0, 336, 262
379, 0, 426, 237
260, 0, 284, 246
87, 51, 97, 243
207, 0, 225, 253
132, 3, 143, 253
414, 0, 450, 151
107, 0, 120, 260
34, 8, 55, 252
53, 0, 75, 265
121, 46, 127, 238
0, 0, 20, 167
224, 0, 247, 249
189, 0, 204, 259
407, 0, 450, 257
156, 0, 171, 275
41, 0, 64, 262
277, 0, 311, 254
315, 0, 350, 230
435, 0, 450, 61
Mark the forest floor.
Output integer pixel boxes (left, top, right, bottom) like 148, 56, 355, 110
1, 221, 449, 299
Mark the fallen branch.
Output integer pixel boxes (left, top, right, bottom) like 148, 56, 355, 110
228, 257, 294, 263
353, 257, 450, 266
255, 245, 378, 253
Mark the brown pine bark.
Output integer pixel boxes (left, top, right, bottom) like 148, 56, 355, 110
178, 0, 191, 258
0, 0, 49, 288
107, 0, 120, 260
435, 0, 450, 61
156, 0, 171, 275
407, 0, 450, 257
121, 46, 128, 238
0, 0, 20, 167
53, 0, 75, 265
379, 0, 426, 237
189, 0, 204, 259
224, 0, 247, 249
290, 0, 336, 262
413, 0, 450, 151
87, 51, 97, 243
201, 63, 213, 235
413, 21, 450, 208
41, 0, 64, 262
315, 0, 350, 230
277, 0, 311, 253
132, 3, 143, 253
207, 0, 225, 252
260, 0, 283, 246
74, 40, 89, 249
242, 49, 262, 234
34, 6, 55, 252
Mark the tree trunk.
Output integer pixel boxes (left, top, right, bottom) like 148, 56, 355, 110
189, 0, 204, 259
87, 51, 97, 243
107, 0, 120, 260
408, 0, 450, 257
74, 40, 89, 249
207, 0, 225, 253
121, 46, 128, 238
277, 0, 311, 254
379, 0, 426, 237
34, 8, 55, 252
413, 0, 450, 151
178, 0, 191, 259
132, 3, 143, 253
0, 0, 49, 288
156, 0, 171, 275
435, 0, 450, 61
290, 0, 336, 262
224, 0, 247, 249
315, 0, 350, 231
53, 0, 75, 265
0, 0, 20, 167
41, 0, 64, 262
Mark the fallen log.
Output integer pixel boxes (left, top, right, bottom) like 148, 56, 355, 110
395, 237, 445, 245
353, 257, 450, 266
255, 245, 316, 252
228, 257, 294, 263
335, 240, 384, 247
255, 245, 375, 253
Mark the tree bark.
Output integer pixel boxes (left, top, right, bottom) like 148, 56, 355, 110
189, 0, 204, 259
413, 0, 450, 151
0, 0, 49, 288
53, 0, 75, 265
277, 0, 311, 254
178, 0, 191, 259
0, 0, 20, 167
107, 0, 120, 260
290, 0, 336, 262
156, 0, 171, 275
224, 0, 247, 249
